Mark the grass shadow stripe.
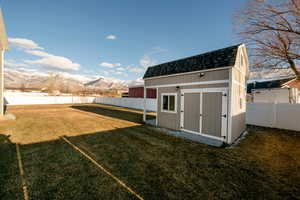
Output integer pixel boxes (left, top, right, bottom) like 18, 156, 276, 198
69, 108, 139, 125
60, 136, 144, 200
16, 143, 29, 200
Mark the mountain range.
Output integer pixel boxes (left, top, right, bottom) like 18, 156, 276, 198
4, 67, 296, 91
4, 68, 143, 91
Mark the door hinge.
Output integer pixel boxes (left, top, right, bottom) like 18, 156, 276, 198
223, 93, 227, 97
181, 110, 184, 113
222, 114, 227, 118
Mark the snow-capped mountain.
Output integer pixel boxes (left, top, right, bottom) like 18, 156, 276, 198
5, 67, 297, 90
4, 68, 143, 90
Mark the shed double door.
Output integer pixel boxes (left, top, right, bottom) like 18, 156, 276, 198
181, 89, 227, 139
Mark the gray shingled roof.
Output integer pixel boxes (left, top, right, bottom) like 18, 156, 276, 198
143, 44, 240, 79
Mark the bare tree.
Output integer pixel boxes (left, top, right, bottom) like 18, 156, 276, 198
235, 0, 300, 79
46, 72, 60, 94
20, 82, 26, 92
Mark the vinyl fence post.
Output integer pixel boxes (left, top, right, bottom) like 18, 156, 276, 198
143, 87, 146, 122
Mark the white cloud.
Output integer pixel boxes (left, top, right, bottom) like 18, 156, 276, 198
115, 71, 123, 75
25, 50, 80, 71
8, 38, 44, 50
25, 50, 52, 57
100, 62, 121, 68
129, 67, 144, 73
8, 38, 80, 71
4, 60, 28, 67
139, 55, 156, 68
116, 67, 125, 71
103, 71, 110, 75
139, 46, 167, 68
106, 34, 117, 40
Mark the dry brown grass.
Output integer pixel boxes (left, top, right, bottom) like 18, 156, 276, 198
0, 104, 299, 199
0, 104, 141, 144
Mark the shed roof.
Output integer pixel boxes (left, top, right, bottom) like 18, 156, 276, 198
143, 44, 240, 79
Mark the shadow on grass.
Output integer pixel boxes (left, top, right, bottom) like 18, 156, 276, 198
20, 137, 136, 200
2, 101, 300, 199
0, 134, 23, 199
62, 125, 300, 200
70, 104, 155, 124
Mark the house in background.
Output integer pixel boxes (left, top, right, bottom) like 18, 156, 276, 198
0, 10, 9, 116
251, 88, 298, 103
128, 85, 156, 98
143, 44, 249, 146
247, 76, 299, 103
282, 78, 300, 90
247, 77, 294, 93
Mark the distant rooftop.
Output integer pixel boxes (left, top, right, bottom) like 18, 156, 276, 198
247, 76, 295, 93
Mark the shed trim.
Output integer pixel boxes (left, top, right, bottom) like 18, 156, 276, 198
227, 68, 233, 144
181, 129, 226, 142
145, 80, 229, 88
160, 93, 178, 114
180, 87, 228, 142
181, 87, 228, 93
233, 80, 246, 88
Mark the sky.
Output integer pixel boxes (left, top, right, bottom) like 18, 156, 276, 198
2, 0, 245, 82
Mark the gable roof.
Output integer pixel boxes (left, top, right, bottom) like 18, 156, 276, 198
143, 44, 240, 79
282, 78, 300, 89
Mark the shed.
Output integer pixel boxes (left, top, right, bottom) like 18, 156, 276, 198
142, 44, 249, 146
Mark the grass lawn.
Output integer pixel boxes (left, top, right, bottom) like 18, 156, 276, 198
0, 103, 299, 199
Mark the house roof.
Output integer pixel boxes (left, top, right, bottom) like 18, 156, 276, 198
143, 44, 240, 79
282, 79, 300, 89
247, 77, 294, 93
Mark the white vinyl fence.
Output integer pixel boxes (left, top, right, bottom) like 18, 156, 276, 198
95, 97, 157, 111
246, 102, 300, 131
4, 92, 157, 111
5, 92, 299, 131
252, 88, 299, 103
4, 92, 96, 105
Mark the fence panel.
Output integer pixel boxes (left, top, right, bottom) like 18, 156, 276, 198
94, 97, 157, 111
246, 102, 300, 131
4, 92, 96, 105
246, 103, 275, 127
275, 103, 300, 131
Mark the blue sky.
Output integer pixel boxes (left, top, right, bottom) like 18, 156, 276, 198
3, 0, 244, 81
